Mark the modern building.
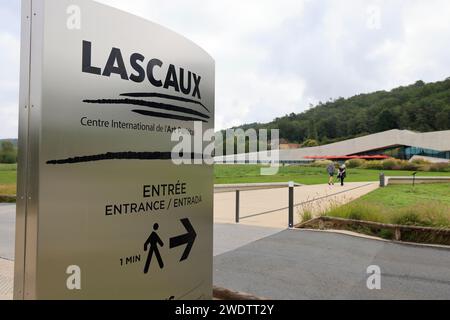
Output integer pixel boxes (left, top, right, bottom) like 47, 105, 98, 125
215, 129, 450, 164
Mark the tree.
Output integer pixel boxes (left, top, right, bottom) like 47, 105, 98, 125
375, 109, 398, 132
301, 139, 319, 148
436, 108, 450, 130
223, 77, 450, 146
307, 120, 318, 141
398, 111, 411, 130
1, 141, 14, 152
0, 141, 17, 164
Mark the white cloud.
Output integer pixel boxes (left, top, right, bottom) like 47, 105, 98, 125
372, 0, 450, 85
1, 0, 450, 138
0, 31, 20, 139
0, 103, 18, 139
97, 0, 308, 129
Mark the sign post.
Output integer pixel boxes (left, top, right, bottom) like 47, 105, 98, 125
288, 181, 294, 228
15, 0, 214, 300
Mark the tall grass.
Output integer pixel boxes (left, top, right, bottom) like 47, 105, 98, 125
344, 158, 450, 172
300, 210, 313, 223
324, 202, 386, 223
324, 201, 450, 228
390, 203, 450, 228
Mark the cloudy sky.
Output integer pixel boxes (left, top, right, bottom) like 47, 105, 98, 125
1, 0, 450, 139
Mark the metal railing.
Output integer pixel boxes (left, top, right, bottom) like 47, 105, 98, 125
234, 182, 375, 228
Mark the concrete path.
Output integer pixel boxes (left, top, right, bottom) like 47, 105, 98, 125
0, 258, 13, 300
214, 182, 379, 228
0, 205, 283, 299
1, 183, 377, 260
0, 204, 15, 300
214, 223, 283, 256
0, 204, 15, 261
214, 229, 450, 300
2, 201, 450, 300
0, 183, 378, 300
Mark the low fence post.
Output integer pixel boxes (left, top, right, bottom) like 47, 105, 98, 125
394, 228, 401, 241
288, 181, 294, 228
235, 190, 240, 224
379, 173, 385, 187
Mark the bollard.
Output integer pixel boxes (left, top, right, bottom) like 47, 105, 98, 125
379, 173, 385, 187
288, 181, 294, 228
394, 228, 402, 241
235, 190, 240, 223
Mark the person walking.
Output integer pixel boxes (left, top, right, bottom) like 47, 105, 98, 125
337, 164, 347, 186
326, 162, 335, 185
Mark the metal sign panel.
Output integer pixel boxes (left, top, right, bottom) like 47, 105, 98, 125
15, 0, 214, 300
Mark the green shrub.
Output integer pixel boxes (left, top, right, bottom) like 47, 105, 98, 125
429, 163, 450, 172
0, 141, 17, 164
345, 159, 366, 168
379, 229, 394, 240
401, 161, 420, 171
301, 139, 319, 148
0, 152, 17, 164
353, 158, 448, 172
362, 160, 384, 170
309, 160, 333, 168
381, 159, 397, 170
411, 159, 431, 166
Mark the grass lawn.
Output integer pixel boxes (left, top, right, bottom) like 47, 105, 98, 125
356, 183, 450, 208
2, 162, 450, 198
324, 183, 450, 228
0, 163, 17, 196
214, 164, 450, 185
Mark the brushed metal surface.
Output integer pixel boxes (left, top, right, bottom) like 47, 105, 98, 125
16, 0, 214, 300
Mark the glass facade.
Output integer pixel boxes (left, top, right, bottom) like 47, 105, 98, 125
404, 146, 450, 160
354, 145, 450, 160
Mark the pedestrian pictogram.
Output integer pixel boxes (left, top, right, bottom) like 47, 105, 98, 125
142, 219, 197, 274
144, 223, 164, 274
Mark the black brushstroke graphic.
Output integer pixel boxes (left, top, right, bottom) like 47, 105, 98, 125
131, 109, 207, 123
46, 151, 207, 165
83, 98, 210, 120
120, 92, 210, 113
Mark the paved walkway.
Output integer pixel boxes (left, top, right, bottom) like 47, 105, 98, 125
0, 182, 378, 299
0, 204, 14, 300
0, 223, 282, 300
214, 229, 450, 299
214, 224, 283, 256
214, 182, 379, 228
0, 258, 13, 300
0, 204, 15, 261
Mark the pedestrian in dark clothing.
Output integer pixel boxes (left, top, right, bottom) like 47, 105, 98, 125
337, 164, 347, 186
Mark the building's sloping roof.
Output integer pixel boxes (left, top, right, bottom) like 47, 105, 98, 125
216, 129, 450, 162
